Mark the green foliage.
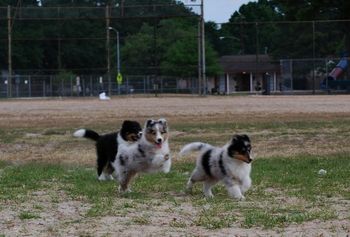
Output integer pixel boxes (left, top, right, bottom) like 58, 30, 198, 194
56, 70, 76, 82
1, 0, 350, 76
122, 18, 221, 77
208, 0, 350, 59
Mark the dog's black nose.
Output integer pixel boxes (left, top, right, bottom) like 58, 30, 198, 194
157, 138, 162, 143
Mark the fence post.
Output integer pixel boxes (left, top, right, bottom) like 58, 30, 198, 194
43, 79, 46, 97
61, 76, 64, 96
126, 76, 129, 95
290, 60, 294, 93
28, 76, 31, 97
70, 76, 73, 96
82, 77, 85, 96
49, 76, 52, 96
7, 6, 12, 98
90, 76, 93, 96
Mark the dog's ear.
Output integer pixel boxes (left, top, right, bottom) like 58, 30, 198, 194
228, 135, 242, 157
121, 120, 134, 129
158, 118, 168, 130
241, 134, 250, 142
145, 119, 155, 128
122, 120, 142, 133
231, 134, 250, 143
231, 135, 239, 144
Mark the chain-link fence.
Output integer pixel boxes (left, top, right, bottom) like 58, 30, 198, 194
0, 74, 198, 98
0, 5, 349, 98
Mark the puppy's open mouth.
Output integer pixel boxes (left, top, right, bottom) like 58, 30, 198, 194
155, 141, 162, 149
233, 154, 252, 163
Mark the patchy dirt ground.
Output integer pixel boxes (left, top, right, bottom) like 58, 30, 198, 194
1, 95, 350, 236
1, 95, 350, 129
1, 95, 350, 164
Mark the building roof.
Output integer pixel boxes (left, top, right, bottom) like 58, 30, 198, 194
219, 54, 280, 74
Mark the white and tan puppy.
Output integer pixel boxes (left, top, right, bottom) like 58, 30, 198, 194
179, 134, 253, 199
112, 118, 171, 192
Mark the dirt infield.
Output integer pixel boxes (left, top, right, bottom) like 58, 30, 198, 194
1, 95, 350, 164
1, 95, 350, 128
1, 95, 350, 236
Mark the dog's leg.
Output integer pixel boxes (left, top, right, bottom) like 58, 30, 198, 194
223, 178, 245, 200
111, 170, 118, 180
240, 176, 252, 194
186, 178, 194, 193
119, 171, 136, 193
186, 168, 204, 194
203, 180, 217, 198
98, 172, 108, 181
106, 164, 115, 180
99, 166, 114, 181
162, 158, 171, 173
96, 151, 107, 178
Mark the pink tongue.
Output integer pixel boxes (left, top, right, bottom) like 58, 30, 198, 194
156, 143, 162, 149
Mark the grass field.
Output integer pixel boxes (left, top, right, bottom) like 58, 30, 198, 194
0, 95, 349, 236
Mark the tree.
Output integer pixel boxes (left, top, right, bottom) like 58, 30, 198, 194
271, 0, 350, 56
121, 18, 221, 77
218, 0, 281, 56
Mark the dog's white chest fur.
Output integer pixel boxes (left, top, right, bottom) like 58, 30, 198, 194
225, 157, 251, 180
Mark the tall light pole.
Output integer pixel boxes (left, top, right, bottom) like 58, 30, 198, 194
108, 26, 121, 94
200, 0, 206, 95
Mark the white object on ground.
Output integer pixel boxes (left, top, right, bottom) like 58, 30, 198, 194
318, 169, 327, 176
99, 92, 110, 100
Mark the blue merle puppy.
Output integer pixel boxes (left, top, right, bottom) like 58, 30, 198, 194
179, 134, 253, 199
112, 118, 171, 192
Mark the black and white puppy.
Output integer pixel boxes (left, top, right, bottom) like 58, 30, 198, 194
179, 134, 253, 199
73, 120, 142, 181
112, 118, 171, 192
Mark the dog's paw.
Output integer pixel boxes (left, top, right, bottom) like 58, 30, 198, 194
231, 194, 245, 200
98, 174, 108, 181
118, 186, 132, 193
162, 169, 170, 174
238, 195, 245, 201
204, 193, 214, 199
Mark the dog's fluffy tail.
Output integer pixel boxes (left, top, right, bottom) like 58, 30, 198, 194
73, 129, 100, 141
179, 142, 213, 157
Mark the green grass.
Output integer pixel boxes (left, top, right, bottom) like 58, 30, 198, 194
0, 153, 349, 229
19, 211, 40, 220
252, 153, 350, 200
0, 163, 67, 202
172, 118, 350, 134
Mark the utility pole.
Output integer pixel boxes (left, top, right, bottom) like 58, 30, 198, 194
312, 21, 316, 95
106, 5, 111, 96
197, 18, 201, 95
108, 27, 121, 94
7, 5, 12, 97
121, 0, 125, 17
200, 0, 206, 95
255, 22, 259, 94
197, 0, 205, 96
